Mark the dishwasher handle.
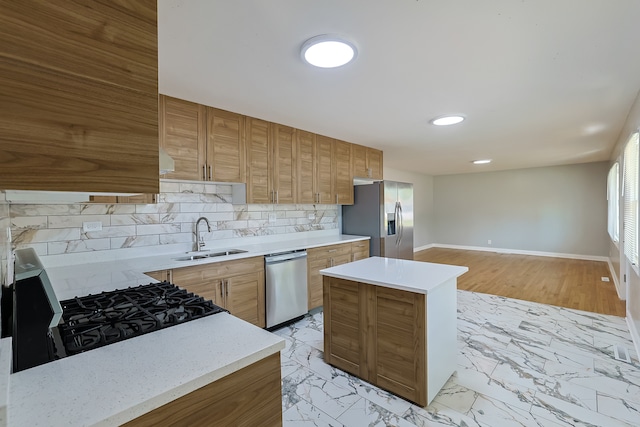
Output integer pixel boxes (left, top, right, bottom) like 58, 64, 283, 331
264, 250, 307, 264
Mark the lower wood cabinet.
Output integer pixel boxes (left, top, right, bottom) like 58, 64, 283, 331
323, 276, 427, 406
145, 256, 265, 328
123, 352, 282, 427
306, 242, 356, 310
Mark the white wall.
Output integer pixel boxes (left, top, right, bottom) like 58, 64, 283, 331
609, 89, 640, 352
383, 167, 434, 249
433, 162, 610, 257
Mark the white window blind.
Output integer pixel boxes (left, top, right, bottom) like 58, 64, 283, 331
607, 162, 619, 243
623, 132, 639, 266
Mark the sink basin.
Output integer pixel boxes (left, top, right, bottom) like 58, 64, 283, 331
174, 249, 248, 261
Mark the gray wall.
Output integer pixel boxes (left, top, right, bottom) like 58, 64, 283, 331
383, 167, 434, 249
433, 162, 609, 256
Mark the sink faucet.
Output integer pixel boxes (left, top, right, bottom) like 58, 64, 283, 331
194, 217, 212, 251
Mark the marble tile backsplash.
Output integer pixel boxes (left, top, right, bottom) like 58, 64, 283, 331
8, 181, 339, 257
0, 192, 9, 285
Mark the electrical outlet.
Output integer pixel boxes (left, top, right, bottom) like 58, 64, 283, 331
83, 221, 103, 232
268, 213, 277, 224
601, 277, 610, 282
308, 213, 315, 220
488, 239, 492, 245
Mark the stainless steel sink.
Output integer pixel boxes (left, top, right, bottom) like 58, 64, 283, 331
174, 249, 248, 261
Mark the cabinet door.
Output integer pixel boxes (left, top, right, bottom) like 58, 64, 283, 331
297, 130, 316, 204
225, 271, 265, 328
351, 241, 370, 262
332, 140, 354, 205
246, 117, 272, 203
374, 287, 426, 405
367, 148, 384, 180
145, 270, 169, 282
0, 0, 159, 193
323, 277, 365, 377
315, 135, 333, 205
272, 124, 296, 204
351, 144, 369, 178
207, 107, 245, 182
171, 265, 223, 306
307, 250, 328, 311
160, 95, 207, 181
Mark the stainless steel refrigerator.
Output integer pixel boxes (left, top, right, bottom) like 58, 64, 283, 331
342, 181, 414, 260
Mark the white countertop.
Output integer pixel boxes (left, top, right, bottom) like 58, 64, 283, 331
46, 234, 369, 300
9, 313, 284, 427
5, 233, 369, 426
320, 256, 468, 294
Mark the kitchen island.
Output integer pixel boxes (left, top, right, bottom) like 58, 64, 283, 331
320, 256, 468, 406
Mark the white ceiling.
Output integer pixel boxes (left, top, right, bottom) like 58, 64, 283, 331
158, 0, 640, 176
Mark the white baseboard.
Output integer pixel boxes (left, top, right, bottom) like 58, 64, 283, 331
607, 258, 625, 300
422, 243, 609, 262
626, 313, 640, 362
413, 244, 436, 252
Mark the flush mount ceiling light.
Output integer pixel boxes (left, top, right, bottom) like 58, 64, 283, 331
301, 34, 358, 68
430, 115, 465, 126
472, 159, 492, 165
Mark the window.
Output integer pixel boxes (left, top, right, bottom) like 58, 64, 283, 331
623, 131, 639, 266
608, 162, 619, 243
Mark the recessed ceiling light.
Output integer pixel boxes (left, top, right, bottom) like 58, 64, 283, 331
472, 159, 492, 165
430, 115, 465, 126
301, 34, 358, 68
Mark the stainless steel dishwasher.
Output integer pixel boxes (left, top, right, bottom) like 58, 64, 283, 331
264, 250, 308, 329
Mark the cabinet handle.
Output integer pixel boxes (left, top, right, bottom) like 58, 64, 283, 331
225, 279, 229, 297
275, 191, 279, 204
352, 254, 356, 262
202, 164, 207, 181
328, 249, 337, 253
209, 165, 213, 181
220, 281, 224, 300
318, 193, 321, 204
336, 194, 339, 204
330, 258, 334, 267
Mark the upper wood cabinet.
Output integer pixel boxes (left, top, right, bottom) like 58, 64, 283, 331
158, 96, 245, 183
296, 130, 316, 204
159, 96, 206, 181
206, 107, 245, 182
0, 0, 159, 193
245, 117, 272, 204
272, 124, 296, 204
352, 144, 383, 180
315, 135, 334, 204
333, 140, 354, 205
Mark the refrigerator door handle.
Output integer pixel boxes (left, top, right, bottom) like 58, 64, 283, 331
398, 201, 403, 245
394, 201, 400, 246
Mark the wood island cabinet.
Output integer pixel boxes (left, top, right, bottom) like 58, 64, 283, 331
306, 241, 369, 310
0, 0, 159, 194
146, 257, 265, 328
323, 278, 426, 405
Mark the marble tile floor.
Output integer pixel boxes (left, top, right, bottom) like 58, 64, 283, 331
272, 290, 640, 427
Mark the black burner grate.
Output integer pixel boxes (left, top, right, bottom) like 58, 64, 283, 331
57, 282, 225, 355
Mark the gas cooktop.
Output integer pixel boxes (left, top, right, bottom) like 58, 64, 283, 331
55, 282, 226, 357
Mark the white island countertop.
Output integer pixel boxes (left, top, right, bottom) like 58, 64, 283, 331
9, 313, 285, 427
320, 256, 468, 294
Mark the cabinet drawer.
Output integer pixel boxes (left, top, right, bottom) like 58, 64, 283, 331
351, 241, 370, 261
308, 243, 352, 259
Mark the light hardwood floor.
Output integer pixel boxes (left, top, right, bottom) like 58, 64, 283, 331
414, 248, 626, 317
